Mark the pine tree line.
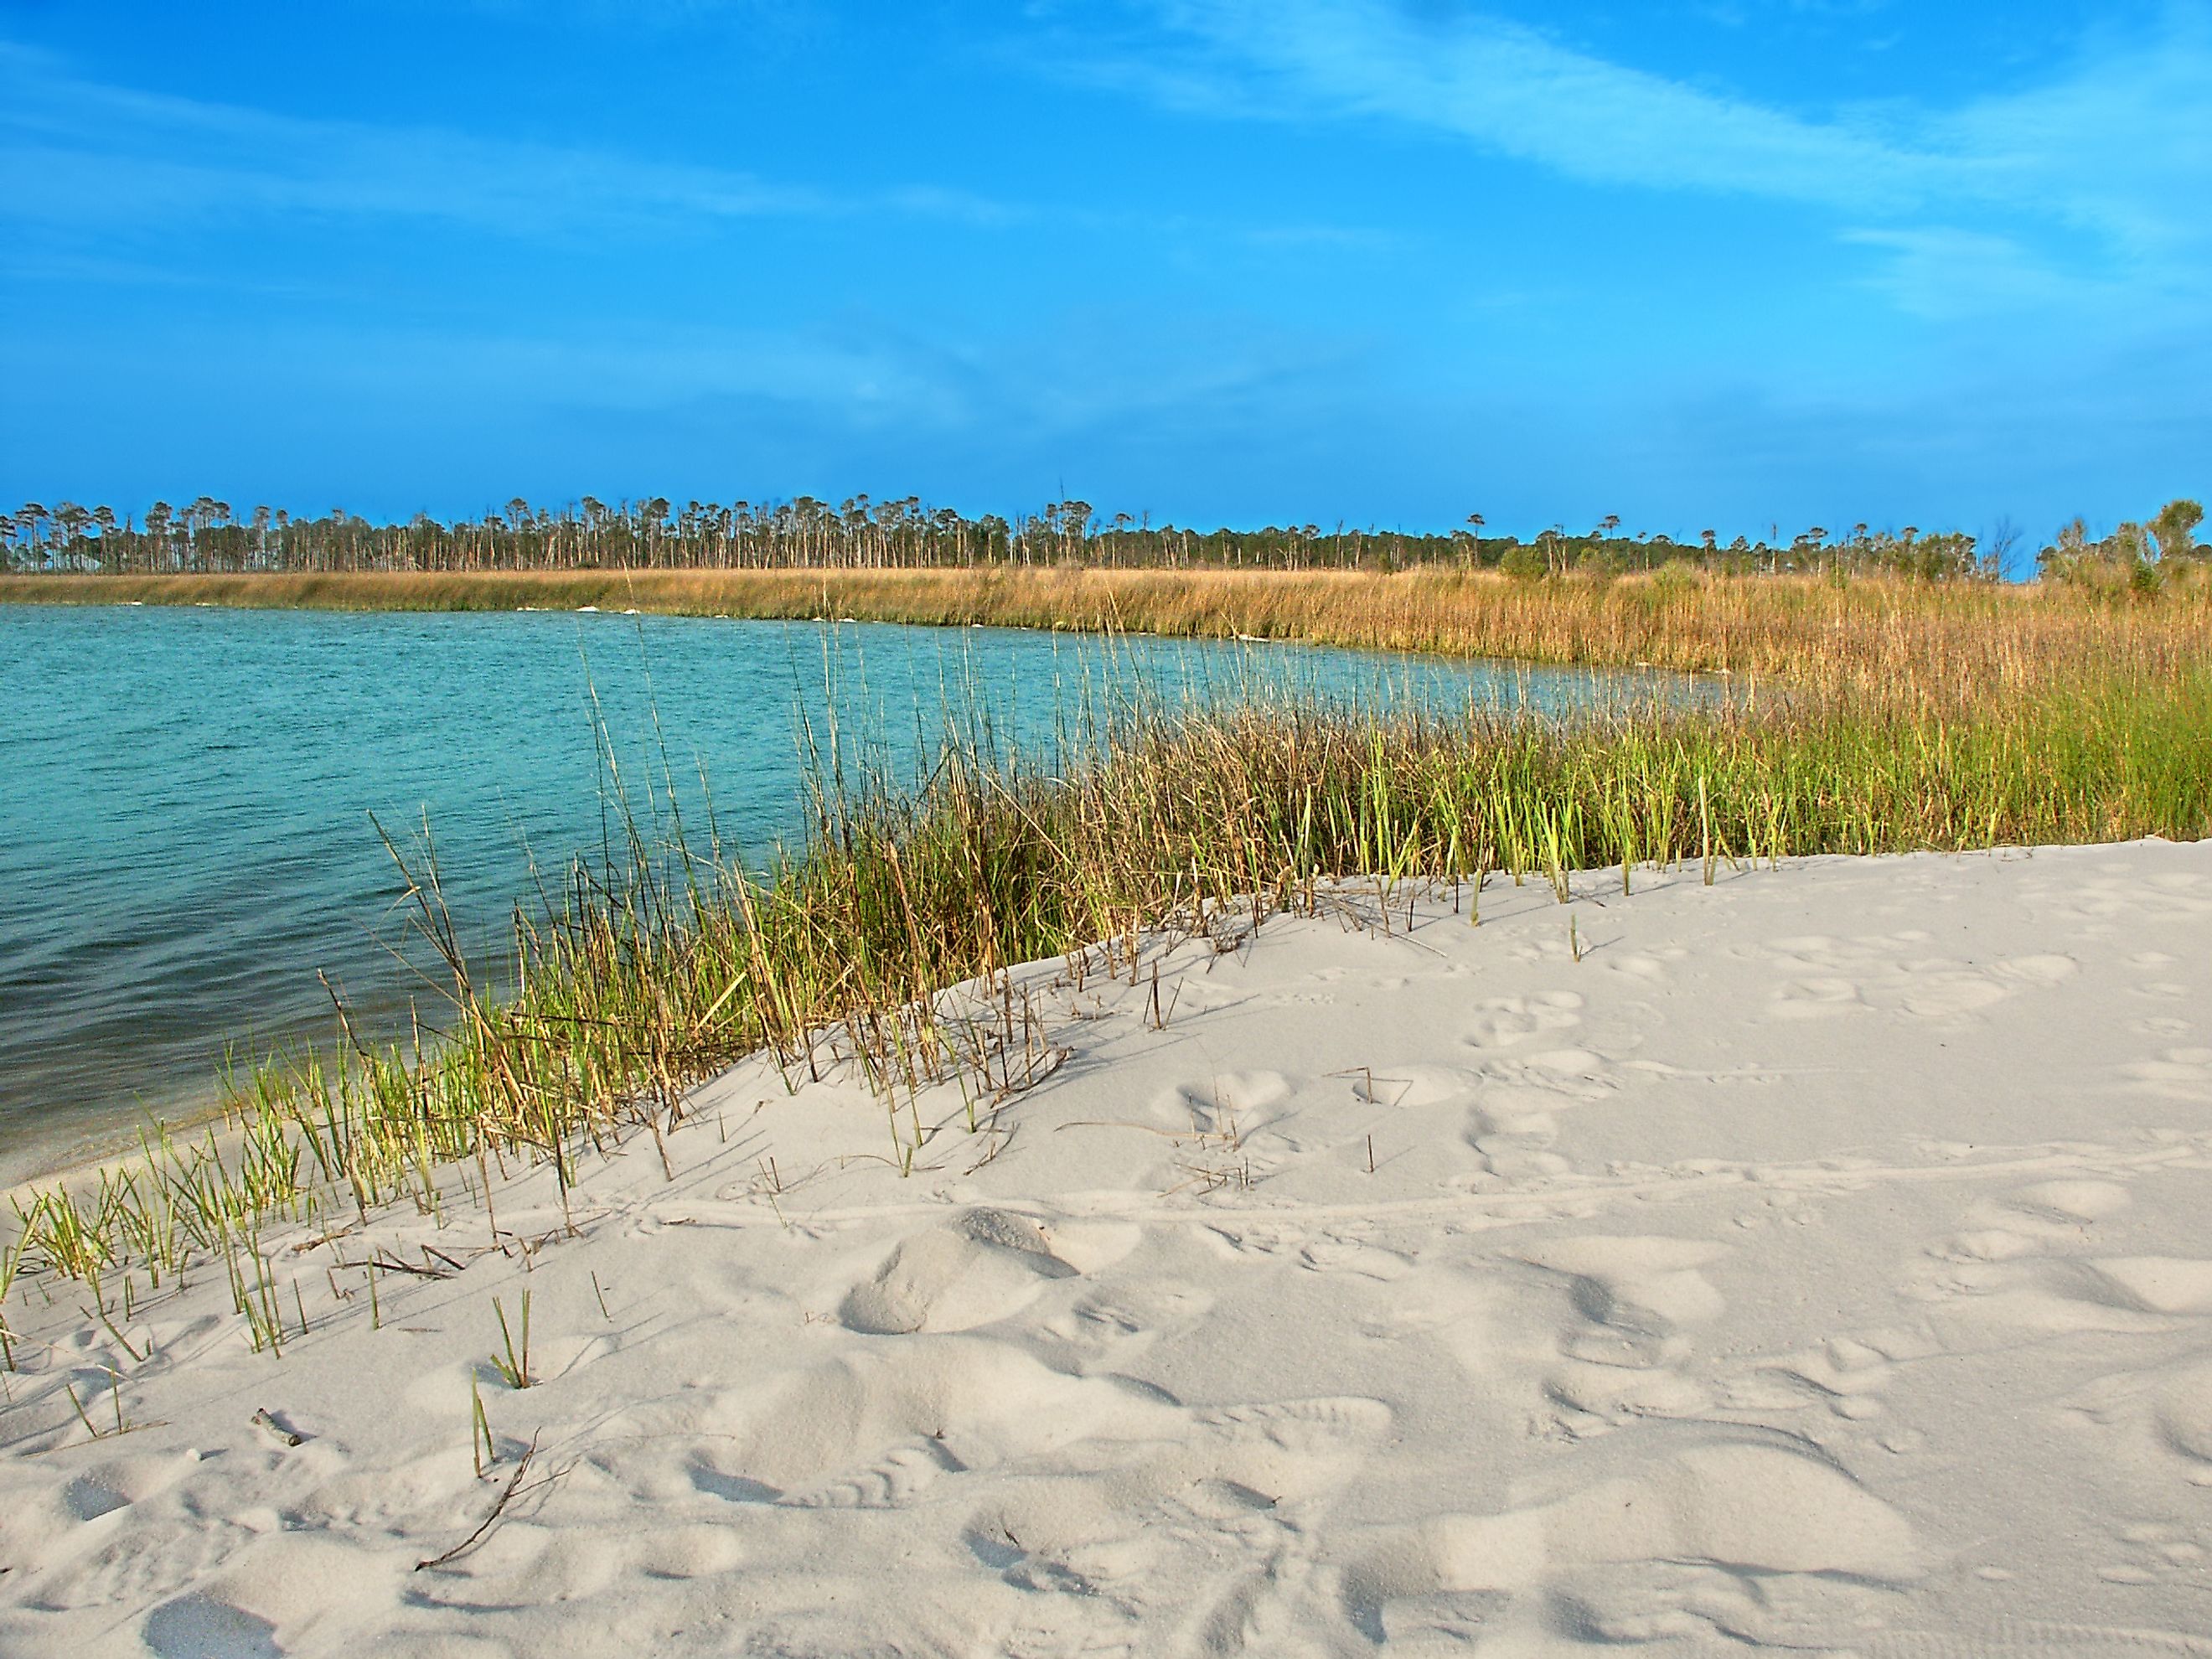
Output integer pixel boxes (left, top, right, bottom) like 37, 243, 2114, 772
3, 492, 2199, 581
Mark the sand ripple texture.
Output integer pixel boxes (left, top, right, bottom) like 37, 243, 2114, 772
5, 841, 2212, 1656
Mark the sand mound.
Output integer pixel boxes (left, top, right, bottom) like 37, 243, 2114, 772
5, 841, 2212, 1653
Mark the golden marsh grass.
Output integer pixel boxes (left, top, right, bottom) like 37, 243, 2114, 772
8, 564, 2210, 705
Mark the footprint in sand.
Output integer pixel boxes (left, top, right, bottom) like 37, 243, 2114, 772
2134, 981, 2195, 1002
59, 1450, 202, 1524
2030, 870, 2212, 923
1462, 1088, 1578, 1180
1772, 974, 1868, 1019
1300, 1228, 1415, 1281
1339, 1434, 1917, 1646
2132, 1016, 2200, 1039
1517, 1235, 1729, 1421
2003, 1180, 2136, 1227
2125, 1048, 2212, 1101
1765, 935, 2078, 1023
1911, 1181, 2212, 1339
1152, 1070, 1293, 1138
1341, 1064, 1474, 1109
1598, 948, 1681, 982
2067, 1352, 2212, 1488
1529, 1233, 1729, 1336
63, 1476, 133, 1522
1461, 991, 1584, 1051
678, 1338, 1181, 1512
1034, 1277, 1212, 1367
1890, 956, 2075, 1019
1724, 1334, 1898, 1421
633, 1333, 1395, 1646
2083, 1257, 2212, 1317
22, 1464, 249, 1615
1929, 1179, 2134, 1263
954, 1393, 1392, 1620
1461, 1049, 1615, 1180
2089, 1518, 2212, 1592
839, 1207, 1080, 1336
2154, 1363, 2212, 1475
143, 1594, 283, 1659
622, 1522, 749, 1580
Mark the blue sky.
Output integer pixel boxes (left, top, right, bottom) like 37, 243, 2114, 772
2, 1, 2205, 550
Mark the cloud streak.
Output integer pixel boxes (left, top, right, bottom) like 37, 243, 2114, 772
0, 39, 1393, 266
0, 44, 977, 240
1083, 1, 2212, 296
1136, 0, 1949, 210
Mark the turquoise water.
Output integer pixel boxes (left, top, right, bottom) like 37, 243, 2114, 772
0, 604, 1671, 1180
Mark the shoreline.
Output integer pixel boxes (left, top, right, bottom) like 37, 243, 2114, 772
11, 660, 2210, 1295
0, 604, 1709, 1211
5, 843, 2211, 1651
9, 566, 2198, 690
0, 832, 2170, 1208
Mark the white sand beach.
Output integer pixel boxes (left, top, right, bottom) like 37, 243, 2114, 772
5, 840, 2212, 1656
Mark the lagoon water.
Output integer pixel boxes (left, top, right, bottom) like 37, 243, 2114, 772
0, 604, 1667, 1181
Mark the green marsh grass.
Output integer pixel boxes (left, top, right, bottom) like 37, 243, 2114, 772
488, 1292, 532, 1391
4, 587, 2211, 1317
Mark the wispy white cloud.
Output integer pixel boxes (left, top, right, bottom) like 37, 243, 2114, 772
0, 39, 1389, 261
1927, 21, 2212, 256
1067, 1, 1949, 208
0, 42, 927, 240
1069, 0, 2212, 312
1840, 227, 2122, 320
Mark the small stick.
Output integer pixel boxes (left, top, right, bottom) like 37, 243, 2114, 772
478, 1145, 499, 1243
418, 1433, 540, 1570
1366, 1135, 1376, 1175
251, 1407, 304, 1447
65, 1382, 101, 1440
371, 1255, 447, 1280
82, 1300, 146, 1366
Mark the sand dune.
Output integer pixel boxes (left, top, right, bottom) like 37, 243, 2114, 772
5, 841, 2212, 1655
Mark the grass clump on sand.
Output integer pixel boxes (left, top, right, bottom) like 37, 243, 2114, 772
7, 630, 2211, 1324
